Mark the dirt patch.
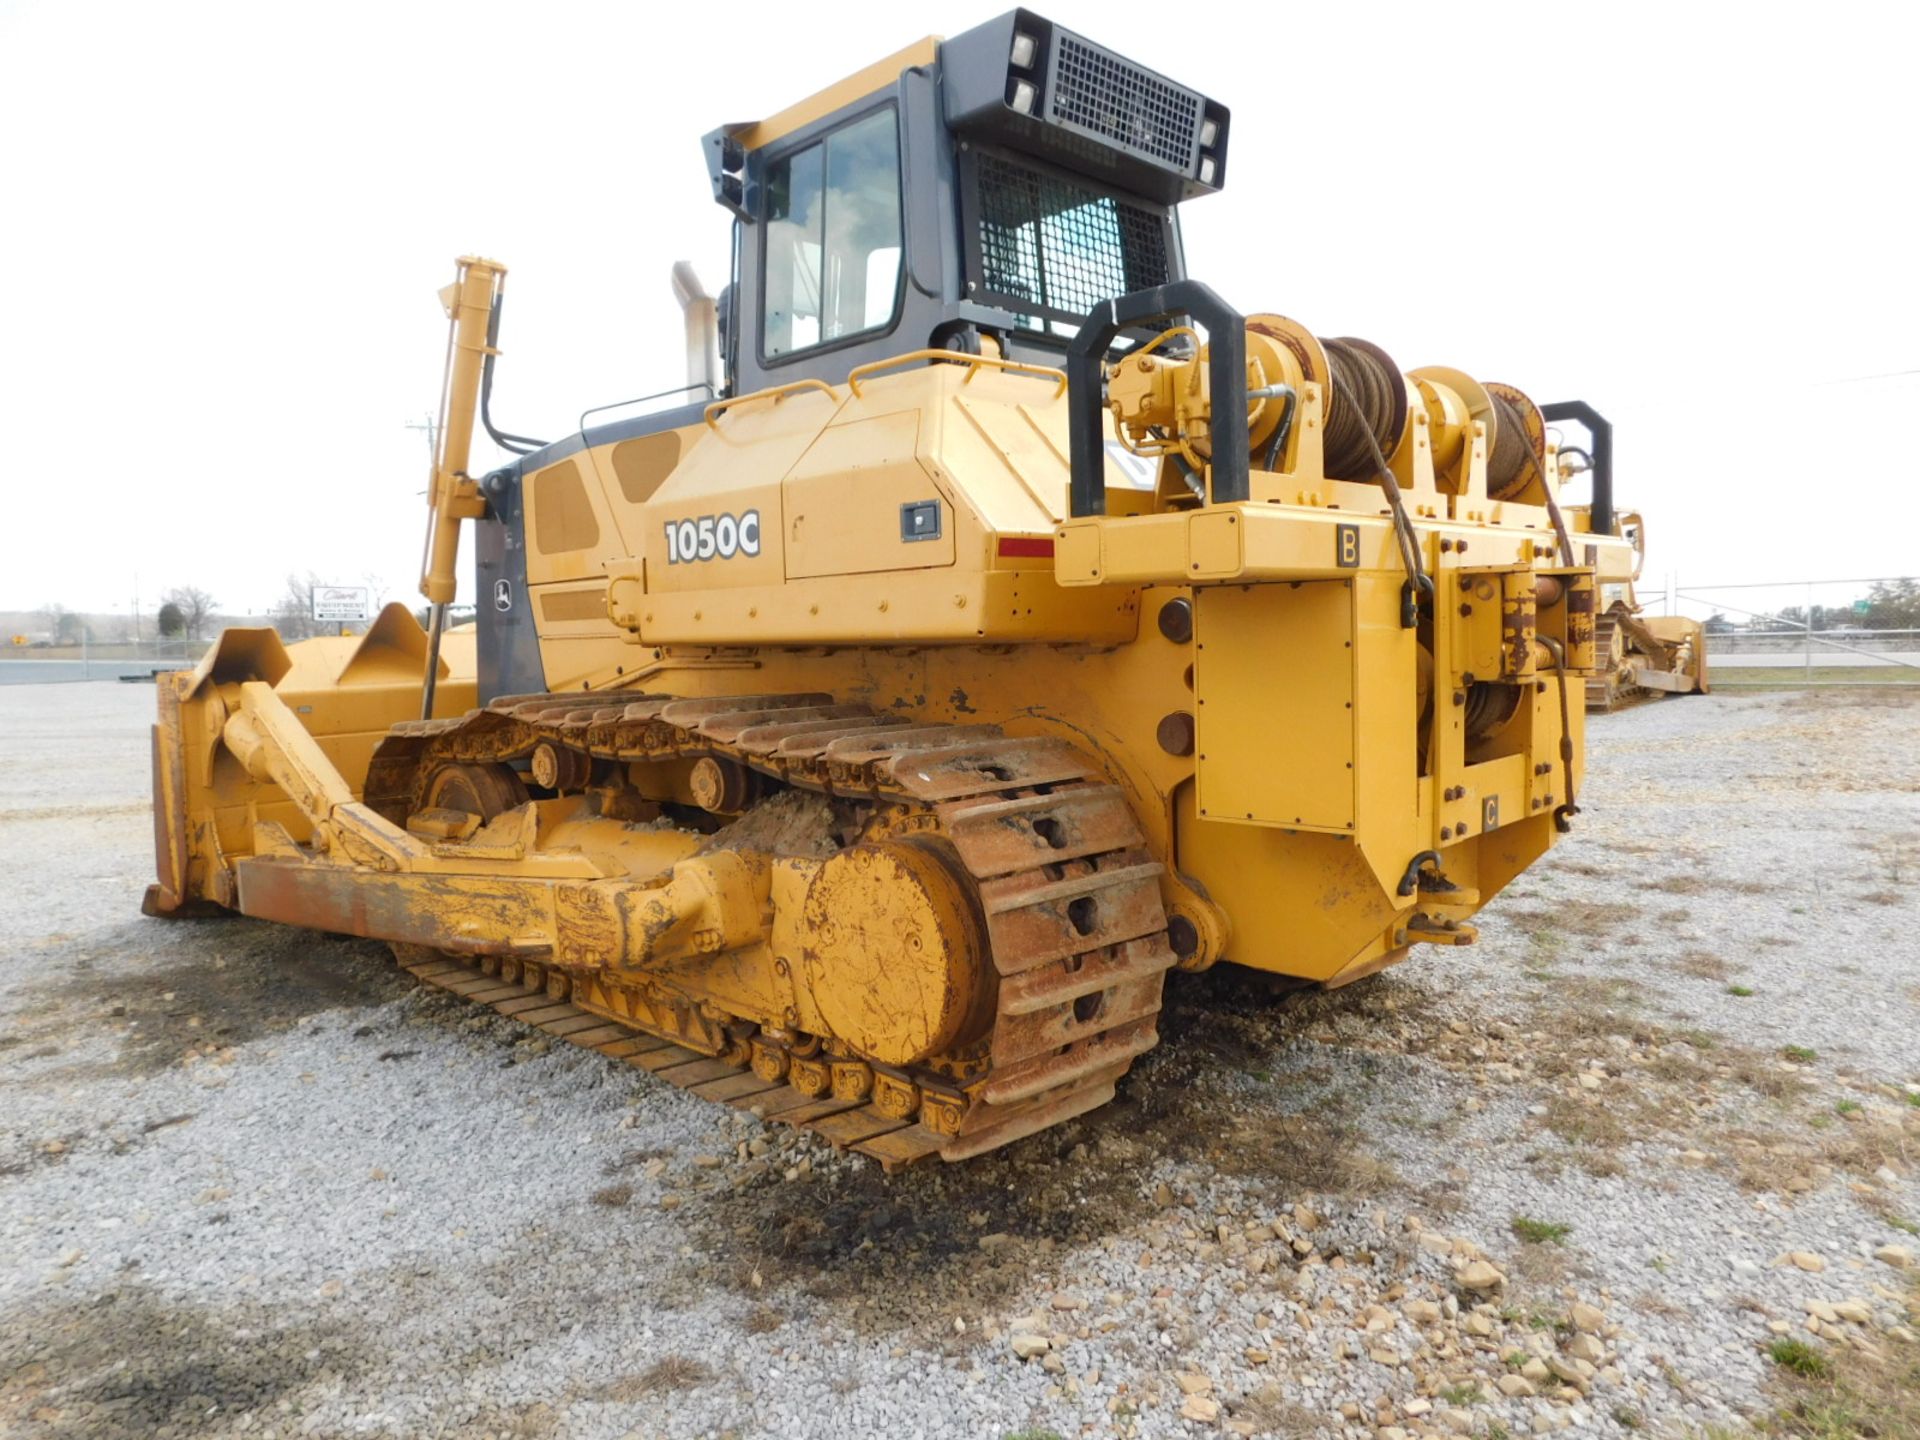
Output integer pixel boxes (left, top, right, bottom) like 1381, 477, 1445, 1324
699, 789, 844, 859
0, 802, 152, 824
681, 1118, 1147, 1335
1646, 874, 1709, 895
5, 920, 406, 1081
1228, 1382, 1322, 1438
1676, 950, 1734, 981
1783, 686, 1920, 712
1500, 899, 1641, 937
678, 966, 1408, 1337
591, 1355, 714, 1401
0, 1285, 366, 1439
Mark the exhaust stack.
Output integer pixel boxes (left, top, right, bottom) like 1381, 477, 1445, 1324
672, 261, 721, 397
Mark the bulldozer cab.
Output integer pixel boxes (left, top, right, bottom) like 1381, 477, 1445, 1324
702, 10, 1229, 397
471, 11, 1232, 698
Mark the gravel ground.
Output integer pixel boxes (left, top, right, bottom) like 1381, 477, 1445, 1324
1, 683, 1915, 1440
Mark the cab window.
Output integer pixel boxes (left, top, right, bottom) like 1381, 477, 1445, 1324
762, 108, 902, 359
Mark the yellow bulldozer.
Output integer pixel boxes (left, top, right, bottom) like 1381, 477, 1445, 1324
146, 13, 1645, 1167
1546, 402, 1709, 711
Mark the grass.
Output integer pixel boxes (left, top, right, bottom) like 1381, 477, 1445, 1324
1728, 985, 1757, 998
1678, 950, 1732, 981
1835, 1099, 1861, 1115
1887, 1215, 1918, 1236
1648, 873, 1710, 895
743, 1304, 784, 1334
1907, 1091, 1920, 1109
1540, 1094, 1631, 1172
1767, 1338, 1830, 1379
1511, 1215, 1572, 1245
1712, 665, 1920, 688
636, 1355, 715, 1393
1441, 1382, 1482, 1405
1784, 1045, 1819, 1063
1757, 1327, 1920, 1439
592, 1355, 715, 1403
1723, 1048, 1811, 1101
1231, 1383, 1320, 1438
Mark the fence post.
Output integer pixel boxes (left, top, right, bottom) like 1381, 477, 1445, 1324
1805, 581, 1814, 681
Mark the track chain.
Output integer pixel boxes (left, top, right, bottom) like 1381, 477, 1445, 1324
1587, 612, 1625, 710
368, 690, 1177, 1166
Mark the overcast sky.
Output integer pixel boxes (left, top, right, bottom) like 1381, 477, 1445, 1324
3, 0, 1915, 627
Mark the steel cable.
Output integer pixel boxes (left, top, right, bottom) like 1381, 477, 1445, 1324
1486, 392, 1535, 501
1321, 338, 1402, 481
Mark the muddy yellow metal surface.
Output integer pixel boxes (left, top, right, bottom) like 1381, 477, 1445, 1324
801, 840, 989, 1066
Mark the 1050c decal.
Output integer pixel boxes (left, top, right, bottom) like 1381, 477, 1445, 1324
664, 510, 761, 564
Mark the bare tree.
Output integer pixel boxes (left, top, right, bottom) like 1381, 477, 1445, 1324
272, 572, 322, 640
37, 601, 68, 643
159, 585, 218, 640
37, 602, 85, 645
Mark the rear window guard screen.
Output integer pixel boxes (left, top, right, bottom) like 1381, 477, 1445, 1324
961, 147, 1175, 335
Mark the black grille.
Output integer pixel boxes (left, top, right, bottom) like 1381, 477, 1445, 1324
1047, 35, 1200, 172
973, 152, 1171, 322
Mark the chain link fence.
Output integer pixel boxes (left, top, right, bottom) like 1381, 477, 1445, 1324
1648, 575, 1920, 686
0, 639, 210, 685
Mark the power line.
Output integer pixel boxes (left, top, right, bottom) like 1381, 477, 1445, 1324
1812, 366, 1920, 387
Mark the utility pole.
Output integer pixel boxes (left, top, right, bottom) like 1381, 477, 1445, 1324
404, 414, 438, 463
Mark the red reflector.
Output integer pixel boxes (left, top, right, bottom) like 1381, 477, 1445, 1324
996, 536, 1055, 559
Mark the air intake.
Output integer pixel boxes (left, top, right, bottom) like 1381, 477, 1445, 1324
1045, 33, 1203, 173
939, 10, 1229, 204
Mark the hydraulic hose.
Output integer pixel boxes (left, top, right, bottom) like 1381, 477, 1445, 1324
1537, 636, 1580, 833
481, 298, 547, 456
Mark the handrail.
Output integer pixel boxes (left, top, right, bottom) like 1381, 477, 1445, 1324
845, 349, 1069, 399
703, 378, 840, 430
582, 383, 713, 436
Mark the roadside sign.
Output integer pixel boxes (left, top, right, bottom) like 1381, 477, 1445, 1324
312, 585, 372, 623
1852, 599, 1871, 615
